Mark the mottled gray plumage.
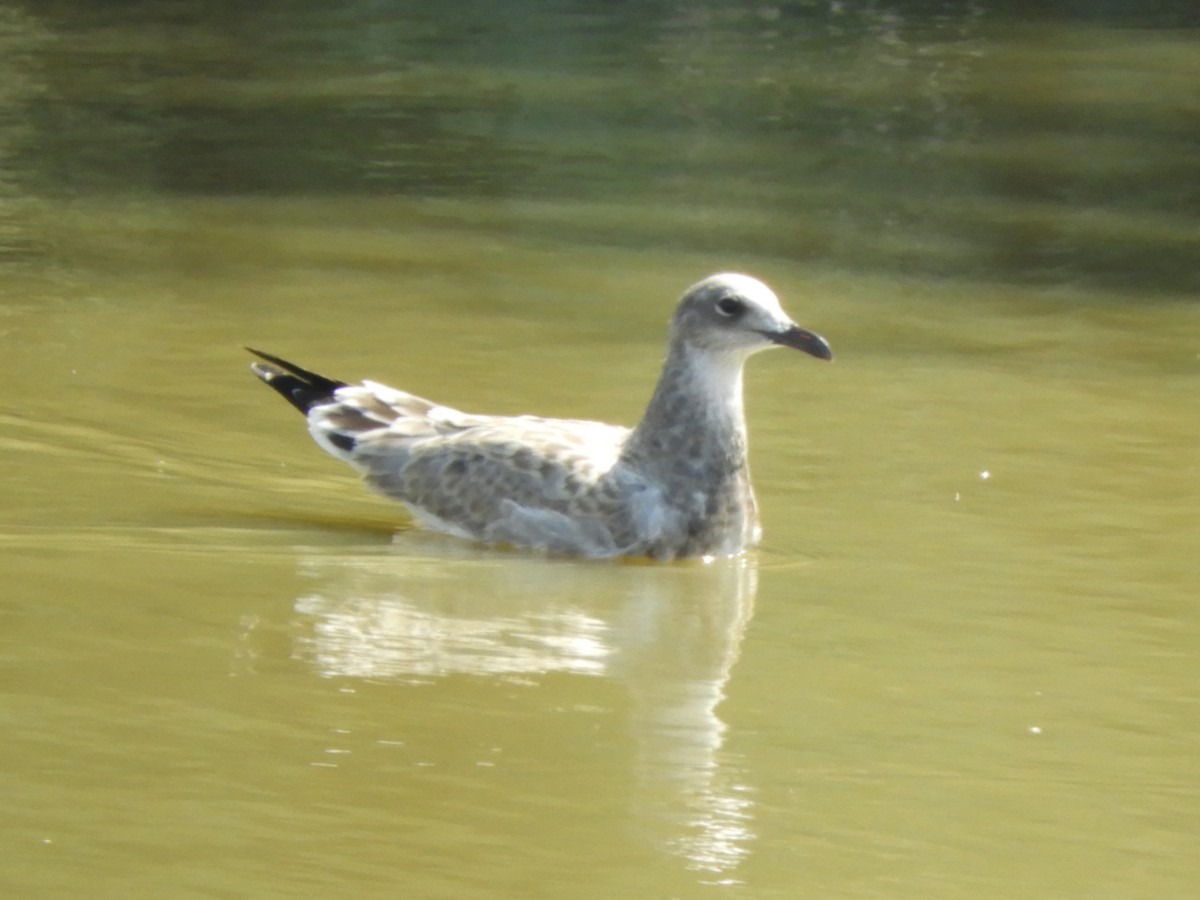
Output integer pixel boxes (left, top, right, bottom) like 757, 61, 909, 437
248, 273, 832, 559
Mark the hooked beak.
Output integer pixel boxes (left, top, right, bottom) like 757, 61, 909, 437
768, 325, 834, 361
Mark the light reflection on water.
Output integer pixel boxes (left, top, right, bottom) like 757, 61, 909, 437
283, 547, 759, 874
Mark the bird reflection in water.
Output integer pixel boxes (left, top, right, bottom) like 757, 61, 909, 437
281, 543, 759, 875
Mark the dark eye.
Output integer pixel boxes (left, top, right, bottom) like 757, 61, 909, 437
715, 296, 745, 318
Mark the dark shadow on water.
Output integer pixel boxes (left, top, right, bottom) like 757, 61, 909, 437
1, 1, 1195, 293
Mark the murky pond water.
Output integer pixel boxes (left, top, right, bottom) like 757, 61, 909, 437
2, 2, 1197, 898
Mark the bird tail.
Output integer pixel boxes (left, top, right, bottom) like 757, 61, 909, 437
246, 348, 348, 415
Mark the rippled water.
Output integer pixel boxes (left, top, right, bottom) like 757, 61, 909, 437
2, 2, 1197, 898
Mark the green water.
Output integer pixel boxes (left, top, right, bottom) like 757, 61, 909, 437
2, 3, 1197, 898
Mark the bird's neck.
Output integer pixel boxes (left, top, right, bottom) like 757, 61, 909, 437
621, 344, 749, 479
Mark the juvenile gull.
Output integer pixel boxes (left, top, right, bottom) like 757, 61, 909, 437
247, 273, 832, 559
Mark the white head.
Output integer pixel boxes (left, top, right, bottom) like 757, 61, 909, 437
669, 273, 833, 361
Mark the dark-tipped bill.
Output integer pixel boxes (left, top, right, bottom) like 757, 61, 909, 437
768, 325, 833, 361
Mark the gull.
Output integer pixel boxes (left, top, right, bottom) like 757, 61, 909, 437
247, 273, 832, 559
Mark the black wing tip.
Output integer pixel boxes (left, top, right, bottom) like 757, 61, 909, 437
245, 347, 309, 371
245, 347, 349, 415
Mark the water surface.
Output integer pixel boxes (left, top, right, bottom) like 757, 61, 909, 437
2, 3, 1198, 898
